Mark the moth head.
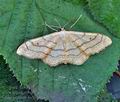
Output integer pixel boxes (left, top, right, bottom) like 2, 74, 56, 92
60, 28, 65, 31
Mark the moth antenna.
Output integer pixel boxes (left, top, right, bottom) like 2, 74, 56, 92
70, 14, 82, 29
54, 18, 62, 28
44, 22, 58, 32
50, 25, 62, 29
63, 20, 72, 28
42, 23, 61, 29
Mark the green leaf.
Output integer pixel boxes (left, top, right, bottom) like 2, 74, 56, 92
97, 86, 117, 102
87, 0, 120, 38
0, 0, 120, 101
0, 56, 37, 102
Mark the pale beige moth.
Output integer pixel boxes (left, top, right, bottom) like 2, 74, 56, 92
17, 28, 112, 66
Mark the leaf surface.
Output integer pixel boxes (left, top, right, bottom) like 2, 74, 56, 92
87, 0, 120, 38
0, 56, 37, 102
0, 0, 120, 102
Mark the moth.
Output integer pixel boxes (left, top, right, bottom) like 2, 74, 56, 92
17, 16, 112, 67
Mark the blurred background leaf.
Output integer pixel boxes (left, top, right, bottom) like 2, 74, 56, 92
0, 56, 35, 102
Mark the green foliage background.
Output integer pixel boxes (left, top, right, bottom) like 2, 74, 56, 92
0, 0, 120, 102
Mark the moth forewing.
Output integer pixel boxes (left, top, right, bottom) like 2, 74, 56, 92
17, 30, 112, 67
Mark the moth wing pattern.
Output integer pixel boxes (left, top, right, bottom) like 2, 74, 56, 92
17, 31, 112, 66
